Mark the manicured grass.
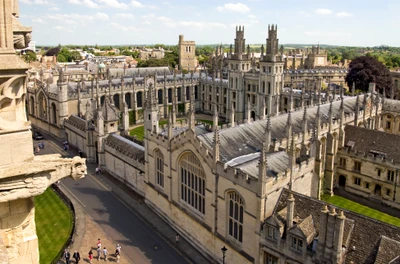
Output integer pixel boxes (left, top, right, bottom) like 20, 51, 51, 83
129, 119, 183, 141
35, 188, 73, 264
322, 195, 400, 227
196, 119, 222, 126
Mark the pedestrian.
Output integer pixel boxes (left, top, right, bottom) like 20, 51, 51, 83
175, 233, 180, 247
95, 167, 99, 174
103, 247, 108, 261
36, 146, 40, 153
73, 251, 81, 264
79, 149, 83, 158
88, 249, 93, 264
96, 244, 102, 260
115, 250, 120, 263
63, 249, 71, 264
97, 238, 102, 249
115, 244, 121, 254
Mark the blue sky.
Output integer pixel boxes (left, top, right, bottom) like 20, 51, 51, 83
19, 0, 398, 47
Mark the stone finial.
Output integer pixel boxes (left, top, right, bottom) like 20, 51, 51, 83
337, 210, 345, 219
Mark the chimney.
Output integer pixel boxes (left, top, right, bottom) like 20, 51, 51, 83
333, 210, 346, 264
316, 204, 329, 259
286, 193, 295, 229
324, 206, 337, 259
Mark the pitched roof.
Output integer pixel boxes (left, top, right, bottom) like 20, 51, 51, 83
199, 95, 365, 162
344, 125, 400, 163
104, 133, 144, 162
374, 236, 400, 264
273, 189, 400, 264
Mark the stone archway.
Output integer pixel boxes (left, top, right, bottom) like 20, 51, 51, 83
251, 111, 256, 121
339, 175, 346, 187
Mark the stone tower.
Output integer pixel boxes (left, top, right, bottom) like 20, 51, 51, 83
234, 25, 245, 58
178, 35, 197, 71
57, 68, 69, 128
0, 1, 86, 263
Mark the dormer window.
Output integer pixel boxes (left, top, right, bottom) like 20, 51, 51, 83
291, 236, 303, 252
267, 225, 278, 240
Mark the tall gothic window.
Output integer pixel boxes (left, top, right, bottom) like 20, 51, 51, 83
179, 152, 205, 214
155, 150, 164, 187
228, 191, 244, 243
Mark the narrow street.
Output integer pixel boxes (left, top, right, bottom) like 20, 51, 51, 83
34, 137, 189, 264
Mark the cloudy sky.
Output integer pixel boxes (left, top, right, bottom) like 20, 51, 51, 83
19, 0, 399, 47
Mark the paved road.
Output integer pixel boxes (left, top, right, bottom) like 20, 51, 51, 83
34, 138, 189, 264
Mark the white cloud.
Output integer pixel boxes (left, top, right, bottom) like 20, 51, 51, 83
217, 3, 250, 13
53, 26, 73, 33
95, 13, 109, 20
304, 31, 351, 37
131, 0, 157, 9
21, 0, 49, 4
157, 16, 176, 27
49, 6, 60, 11
142, 13, 155, 19
142, 20, 151, 25
110, 22, 138, 31
178, 21, 226, 29
98, 0, 128, 9
114, 13, 135, 19
314, 8, 332, 15
32, 18, 45, 24
248, 14, 256, 19
68, 0, 99, 8
336, 12, 352, 17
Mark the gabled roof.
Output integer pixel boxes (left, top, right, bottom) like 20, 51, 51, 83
104, 133, 144, 162
343, 125, 400, 163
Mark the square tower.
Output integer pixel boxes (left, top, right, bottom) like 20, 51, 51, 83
178, 35, 197, 71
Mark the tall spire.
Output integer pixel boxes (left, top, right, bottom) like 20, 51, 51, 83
328, 100, 333, 132
259, 142, 267, 181
188, 100, 195, 131
167, 109, 173, 139
265, 115, 271, 151
354, 94, 360, 126
302, 106, 307, 137
213, 104, 218, 131
213, 127, 220, 163
316, 103, 321, 135
286, 111, 292, 151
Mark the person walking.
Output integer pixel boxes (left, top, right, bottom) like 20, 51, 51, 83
96, 241, 102, 261
73, 251, 81, 263
88, 249, 93, 264
175, 233, 180, 248
115, 244, 121, 254
115, 250, 120, 263
103, 247, 108, 261
63, 249, 71, 264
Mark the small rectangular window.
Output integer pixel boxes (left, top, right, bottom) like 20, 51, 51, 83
354, 161, 361, 172
377, 168, 381, 177
354, 177, 361, 186
387, 189, 391, 196
387, 170, 395, 182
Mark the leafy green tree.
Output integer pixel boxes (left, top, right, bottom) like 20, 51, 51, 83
345, 56, 393, 96
22, 50, 36, 62
70, 51, 82, 61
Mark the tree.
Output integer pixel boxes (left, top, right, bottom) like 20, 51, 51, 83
21, 50, 36, 62
345, 56, 393, 96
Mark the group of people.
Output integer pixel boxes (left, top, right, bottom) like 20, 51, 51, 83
34, 142, 45, 153
63, 140, 70, 151
63, 249, 80, 264
88, 238, 121, 263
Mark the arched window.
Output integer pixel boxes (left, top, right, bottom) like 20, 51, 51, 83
158, 89, 163, 104
125, 93, 132, 109
177, 87, 182, 102
100, 96, 105, 106
51, 103, 57, 125
155, 150, 164, 187
113, 94, 120, 109
29, 96, 35, 115
38, 92, 47, 119
168, 88, 172, 103
186, 86, 190, 101
179, 152, 205, 214
137, 92, 143, 108
228, 191, 244, 243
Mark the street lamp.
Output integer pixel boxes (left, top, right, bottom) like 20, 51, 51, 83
221, 246, 227, 264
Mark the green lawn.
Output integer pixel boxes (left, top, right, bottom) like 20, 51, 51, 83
322, 195, 400, 227
35, 188, 73, 264
129, 118, 223, 141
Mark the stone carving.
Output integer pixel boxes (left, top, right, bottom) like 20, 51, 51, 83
12, 0, 32, 49
0, 155, 86, 202
0, 75, 30, 131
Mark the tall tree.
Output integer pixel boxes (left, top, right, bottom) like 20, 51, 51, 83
345, 56, 393, 96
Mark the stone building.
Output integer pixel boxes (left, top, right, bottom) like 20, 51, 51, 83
178, 35, 197, 71
26, 24, 400, 263
336, 125, 400, 209
139, 47, 165, 61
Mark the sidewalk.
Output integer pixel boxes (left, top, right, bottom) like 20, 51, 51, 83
43, 131, 212, 264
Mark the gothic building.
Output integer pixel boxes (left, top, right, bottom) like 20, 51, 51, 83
27, 25, 400, 263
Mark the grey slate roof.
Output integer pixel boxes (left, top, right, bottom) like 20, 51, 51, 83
108, 66, 172, 77
198, 95, 365, 163
274, 189, 400, 264
225, 151, 289, 178
344, 125, 400, 163
374, 236, 400, 264
105, 133, 144, 162
383, 98, 400, 112
65, 115, 86, 131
